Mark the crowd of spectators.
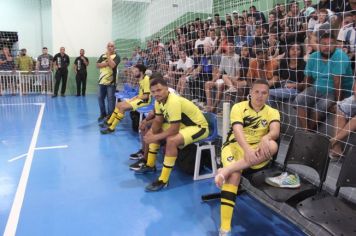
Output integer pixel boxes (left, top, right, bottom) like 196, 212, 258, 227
122, 0, 356, 159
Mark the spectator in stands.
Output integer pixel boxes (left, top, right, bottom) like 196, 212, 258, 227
96, 41, 120, 122
206, 29, 218, 50
214, 13, 226, 27
263, 12, 278, 34
253, 25, 265, 48
234, 25, 254, 55
249, 5, 266, 24
306, 7, 318, 40
241, 10, 248, 22
313, 8, 330, 33
286, 1, 306, 43
205, 41, 240, 112
246, 14, 257, 36
329, 81, 356, 160
239, 45, 250, 80
0, 46, 15, 95
215, 79, 280, 236
16, 48, 33, 72
295, 33, 354, 130
36, 47, 53, 94
300, 0, 314, 16
74, 49, 89, 96
337, 12, 356, 62
263, 27, 286, 59
189, 43, 220, 104
216, 30, 228, 55
173, 50, 194, 94
269, 43, 306, 107
195, 29, 208, 49
247, 46, 279, 86
225, 19, 234, 40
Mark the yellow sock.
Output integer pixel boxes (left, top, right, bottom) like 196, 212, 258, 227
146, 143, 160, 167
107, 107, 119, 124
159, 156, 177, 183
220, 184, 238, 232
109, 112, 124, 130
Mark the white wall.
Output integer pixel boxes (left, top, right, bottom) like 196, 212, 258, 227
143, 0, 212, 38
0, 0, 51, 57
112, 0, 212, 41
52, 0, 112, 57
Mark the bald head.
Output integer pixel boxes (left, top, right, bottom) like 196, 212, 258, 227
107, 41, 115, 54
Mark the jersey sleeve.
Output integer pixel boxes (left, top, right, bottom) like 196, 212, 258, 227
230, 103, 244, 127
154, 101, 162, 116
269, 108, 280, 124
74, 58, 78, 65
142, 77, 151, 94
97, 54, 105, 63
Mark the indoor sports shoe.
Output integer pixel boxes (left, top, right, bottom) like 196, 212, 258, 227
265, 172, 301, 188
129, 158, 146, 171
145, 179, 168, 192
219, 229, 231, 236
99, 121, 110, 128
134, 164, 156, 174
130, 149, 144, 160
97, 115, 106, 122
100, 128, 115, 134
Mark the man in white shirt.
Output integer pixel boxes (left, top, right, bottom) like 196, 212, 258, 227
172, 50, 194, 95
195, 30, 209, 49
205, 29, 218, 51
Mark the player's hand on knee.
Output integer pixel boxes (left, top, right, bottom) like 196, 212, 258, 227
245, 148, 259, 166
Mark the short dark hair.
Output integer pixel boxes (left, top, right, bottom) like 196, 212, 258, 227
252, 79, 269, 88
150, 75, 167, 87
42, 47, 48, 49
319, 32, 336, 42
134, 64, 147, 74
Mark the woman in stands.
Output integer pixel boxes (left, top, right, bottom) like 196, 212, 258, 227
268, 42, 306, 107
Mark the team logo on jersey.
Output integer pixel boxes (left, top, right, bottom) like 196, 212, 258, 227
261, 119, 268, 127
227, 156, 234, 162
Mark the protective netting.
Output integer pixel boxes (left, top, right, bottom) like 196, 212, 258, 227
114, 0, 355, 158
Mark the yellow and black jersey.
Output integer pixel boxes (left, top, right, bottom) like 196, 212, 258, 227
97, 53, 120, 85
138, 75, 151, 103
225, 101, 280, 145
154, 92, 208, 128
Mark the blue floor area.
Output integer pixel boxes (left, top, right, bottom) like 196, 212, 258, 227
0, 95, 306, 236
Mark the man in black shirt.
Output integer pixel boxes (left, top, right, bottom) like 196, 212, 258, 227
52, 47, 70, 97
74, 49, 89, 96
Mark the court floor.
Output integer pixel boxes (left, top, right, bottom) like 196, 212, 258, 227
0, 95, 306, 236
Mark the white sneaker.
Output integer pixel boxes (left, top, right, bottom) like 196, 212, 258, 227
225, 87, 238, 93
265, 172, 301, 188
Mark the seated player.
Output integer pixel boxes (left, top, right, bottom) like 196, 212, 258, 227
214, 79, 280, 236
135, 74, 209, 192
101, 64, 151, 134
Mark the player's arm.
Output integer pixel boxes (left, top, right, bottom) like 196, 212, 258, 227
232, 124, 259, 166
96, 55, 108, 68
258, 121, 280, 159
107, 54, 117, 69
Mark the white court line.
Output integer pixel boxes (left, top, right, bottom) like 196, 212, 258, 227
0, 103, 43, 106
7, 145, 69, 163
3, 103, 45, 236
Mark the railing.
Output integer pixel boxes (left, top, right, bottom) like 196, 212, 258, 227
0, 71, 53, 95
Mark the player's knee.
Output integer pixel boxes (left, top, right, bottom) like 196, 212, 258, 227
226, 171, 241, 185
269, 140, 278, 156
166, 136, 180, 148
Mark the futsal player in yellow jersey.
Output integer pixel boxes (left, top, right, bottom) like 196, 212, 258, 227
137, 74, 209, 192
101, 64, 151, 134
215, 79, 280, 236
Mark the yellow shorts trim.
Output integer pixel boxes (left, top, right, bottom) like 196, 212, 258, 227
221, 142, 269, 170
179, 126, 209, 147
127, 98, 150, 110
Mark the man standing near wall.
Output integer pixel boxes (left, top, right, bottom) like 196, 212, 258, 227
74, 49, 89, 96
36, 47, 53, 94
96, 41, 120, 122
52, 47, 70, 97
